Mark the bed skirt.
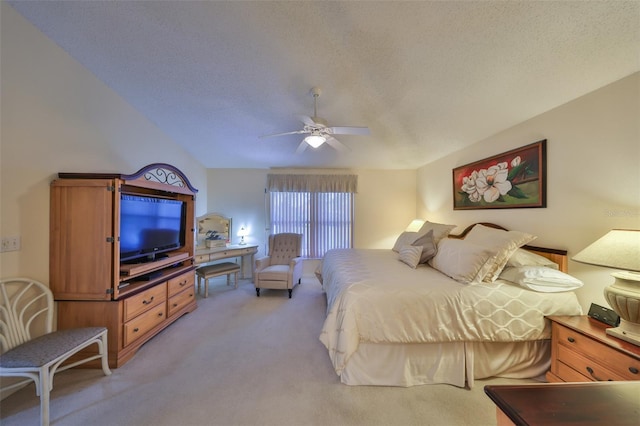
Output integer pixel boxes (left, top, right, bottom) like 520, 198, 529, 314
337, 340, 550, 389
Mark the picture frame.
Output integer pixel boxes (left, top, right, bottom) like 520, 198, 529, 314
452, 139, 547, 210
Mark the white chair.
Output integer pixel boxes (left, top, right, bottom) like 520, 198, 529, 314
254, 233, 303, 298
0, 278, 111, 426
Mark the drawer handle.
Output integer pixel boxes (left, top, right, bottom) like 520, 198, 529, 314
157, 312, 163, 317
142, 296, 155, 305
179, 280, 187, 286
173, 303, 178, 308
567, 337, 575, 343
133, 327, 139, 333
629, 367, 639, 375
585, 366, 609, 381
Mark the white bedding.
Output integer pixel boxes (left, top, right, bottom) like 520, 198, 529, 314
319, 248, 583, 378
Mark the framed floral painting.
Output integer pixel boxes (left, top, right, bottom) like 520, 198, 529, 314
453, 140, 547, 210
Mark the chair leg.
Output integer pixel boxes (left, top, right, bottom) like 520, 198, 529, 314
234, 272, 238, 289
288, 289, 292, 299
99, 331, 112, 376
39, 367, 50, 426
256, 288, 260, 297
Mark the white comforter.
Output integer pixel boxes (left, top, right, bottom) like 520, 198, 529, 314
319, 249, 582, 375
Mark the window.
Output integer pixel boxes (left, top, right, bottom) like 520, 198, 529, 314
267, 174, 356, 258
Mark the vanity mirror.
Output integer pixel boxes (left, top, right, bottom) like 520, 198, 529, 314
196, 213, 232, 248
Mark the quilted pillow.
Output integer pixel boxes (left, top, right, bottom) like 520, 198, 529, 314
506, 248, 559, 270
398, 245, 423, 268
499, 266, 584, 293
464, 224, 536, 282
392, 232, 419, 252
428, 239, 495, 284
412, 229, 437, 264
417, 221, 457, 244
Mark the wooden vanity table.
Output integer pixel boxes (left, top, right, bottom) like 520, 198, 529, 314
195, 244, 258, 279
195, 212, 258, 278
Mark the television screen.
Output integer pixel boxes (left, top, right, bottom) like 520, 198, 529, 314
120, 194, 185, 262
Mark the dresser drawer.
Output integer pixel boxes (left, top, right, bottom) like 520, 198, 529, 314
168, 287, 196, 317
168, 272, 194, 297
123, 283, 167, 321
123, 304, 166, 346
557, 344, 627, 381
556, 323, 640, 380
195, 254, 210, 264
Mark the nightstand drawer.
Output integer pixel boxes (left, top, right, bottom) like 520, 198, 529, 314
558, 345, 627, 381
556, 324, 640, 380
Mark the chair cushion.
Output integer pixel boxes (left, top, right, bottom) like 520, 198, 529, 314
255, 264, 290, 281
0, 327, 106, 368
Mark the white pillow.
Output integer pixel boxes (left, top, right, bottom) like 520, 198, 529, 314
506, 248, 559, 270
398, 245, 423, 268
464, 224, 537, 282
392, 232, 419, 252
499, 266, 584, 293
417, 221, 457, 244
428, 239, 495, 284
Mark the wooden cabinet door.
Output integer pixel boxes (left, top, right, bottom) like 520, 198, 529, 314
50, 179, 117, 300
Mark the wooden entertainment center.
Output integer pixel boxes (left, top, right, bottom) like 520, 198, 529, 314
49, 163, 198, 368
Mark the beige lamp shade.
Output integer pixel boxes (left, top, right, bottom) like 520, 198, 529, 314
572, 229, 640, 272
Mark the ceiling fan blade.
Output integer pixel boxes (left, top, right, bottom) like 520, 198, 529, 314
329, 126, 370, 136
260, 129, 308, 139
297, 115, 316, 126
325, 136, 349, 152
295, 140, 309, 154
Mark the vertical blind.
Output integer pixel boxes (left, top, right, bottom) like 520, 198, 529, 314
267, 174, 356, 258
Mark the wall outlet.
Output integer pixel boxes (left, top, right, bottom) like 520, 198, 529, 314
1, 236, 21, 253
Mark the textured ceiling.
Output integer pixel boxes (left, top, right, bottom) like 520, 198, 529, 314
8, 1, 640, 169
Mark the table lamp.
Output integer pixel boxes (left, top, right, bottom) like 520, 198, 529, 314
405, 219, 425, 232
573, 229, 640, 346
237, 227, 248, 245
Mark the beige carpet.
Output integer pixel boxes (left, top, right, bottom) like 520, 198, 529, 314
0, 276, 536, 426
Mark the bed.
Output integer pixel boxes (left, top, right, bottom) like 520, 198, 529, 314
318, 222, 584, 389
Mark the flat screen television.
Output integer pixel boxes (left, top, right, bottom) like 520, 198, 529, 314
119, 194, 186, 263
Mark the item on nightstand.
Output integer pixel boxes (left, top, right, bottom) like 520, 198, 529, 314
587, 303, 620, 327
573, 229, 640, 346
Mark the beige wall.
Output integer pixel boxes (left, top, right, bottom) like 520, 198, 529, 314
0, 4, 207, 283
206, 168, 417, 258
416, 72, 640, 312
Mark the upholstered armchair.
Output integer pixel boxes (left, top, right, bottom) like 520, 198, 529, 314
254, 233, 303, 298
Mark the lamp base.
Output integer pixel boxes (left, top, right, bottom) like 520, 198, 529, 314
603, 272, 640, 347
606, 319, 640, 346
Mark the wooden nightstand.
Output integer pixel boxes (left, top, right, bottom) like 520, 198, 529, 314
546, 315, 640, 382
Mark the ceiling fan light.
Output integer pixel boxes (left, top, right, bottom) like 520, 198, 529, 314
305, 134, 326, 148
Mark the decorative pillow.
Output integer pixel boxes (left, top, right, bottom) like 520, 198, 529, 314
412, 229, 437, 264
392, 232, 420, 252
499, 266, 584, 293
398, 245, 423, 268
464, 224, 537, 282
506, 248, 559, 270
428, 239, 495, 284
417, 221, 457, 244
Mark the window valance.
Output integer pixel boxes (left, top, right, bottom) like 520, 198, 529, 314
267, 174, 358, 193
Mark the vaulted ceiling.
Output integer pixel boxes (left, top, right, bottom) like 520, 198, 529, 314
8, 1, 640, 169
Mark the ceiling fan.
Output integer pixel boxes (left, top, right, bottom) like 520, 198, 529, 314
261, 86, 370, 153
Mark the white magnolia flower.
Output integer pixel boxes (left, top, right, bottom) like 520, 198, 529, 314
511, 156, 521, 167
461, 170, 482, 202
476, 162, 512, 203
